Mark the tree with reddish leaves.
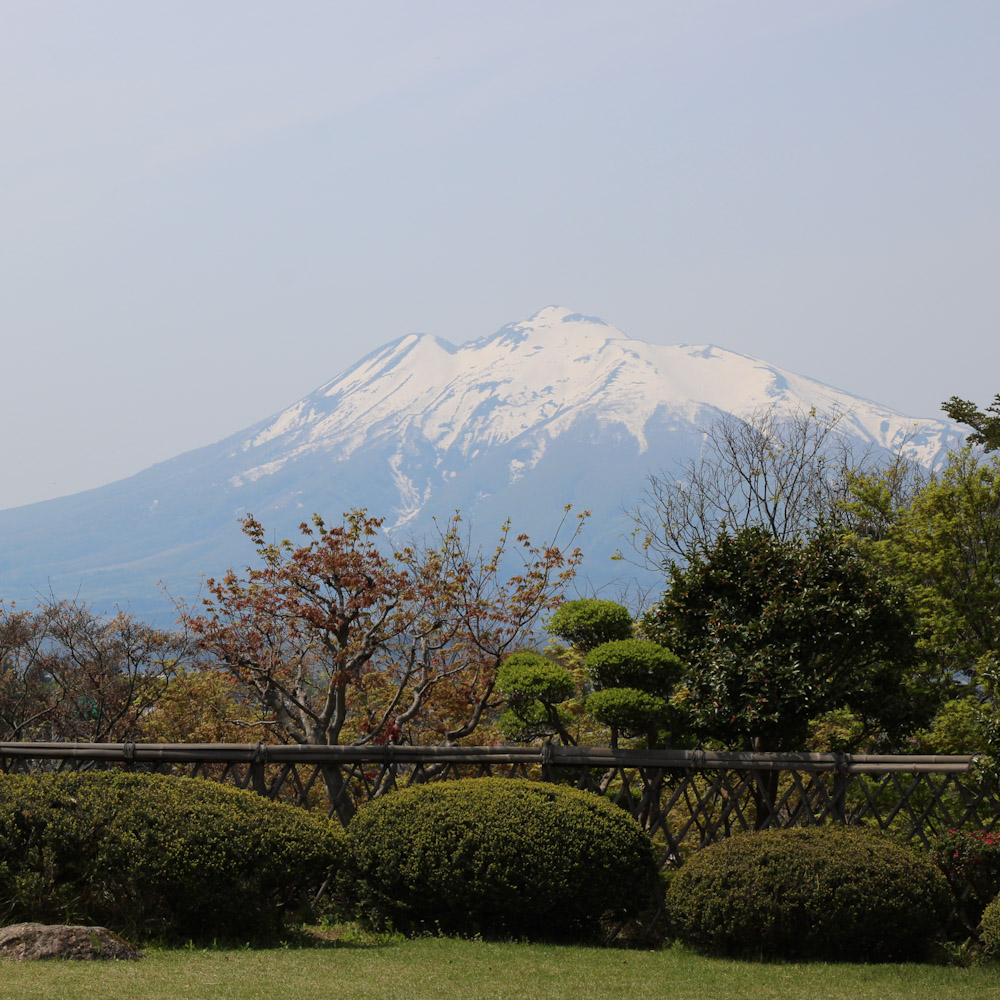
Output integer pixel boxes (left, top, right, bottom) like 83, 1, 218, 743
180, 509, 584, 761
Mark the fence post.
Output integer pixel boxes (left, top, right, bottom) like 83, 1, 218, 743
250, 741, 268, 796
832, 752, 849, 825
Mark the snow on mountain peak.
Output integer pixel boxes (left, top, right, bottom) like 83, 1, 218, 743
479, 305, 623, 349
231, 308, 964, 507
0, 307, 968, 619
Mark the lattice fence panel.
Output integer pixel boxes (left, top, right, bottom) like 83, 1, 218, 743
2, 742, 998, 863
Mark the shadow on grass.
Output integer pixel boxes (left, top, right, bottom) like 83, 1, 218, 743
149, 922, 405, 953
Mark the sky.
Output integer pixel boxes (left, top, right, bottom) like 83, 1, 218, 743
2, 0, 998, 511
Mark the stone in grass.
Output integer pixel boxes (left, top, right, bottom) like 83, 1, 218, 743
0, 923, 145, 961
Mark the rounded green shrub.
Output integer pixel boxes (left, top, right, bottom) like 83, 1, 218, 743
497, 652, 574, 708
666, 826, 950, 961
0, 772, 346, 944
545, 599, 633, 652
584, 638, 682, 693
347, 777, 658, 941
981, 894, 1000, 955
587, 688, 670, 736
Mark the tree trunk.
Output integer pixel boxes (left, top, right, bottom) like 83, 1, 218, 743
321, 764, 356, 826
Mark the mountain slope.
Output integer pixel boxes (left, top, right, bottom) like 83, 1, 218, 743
0, 307, 965, 621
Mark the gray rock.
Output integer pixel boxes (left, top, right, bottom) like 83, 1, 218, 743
0, 922, 145, 961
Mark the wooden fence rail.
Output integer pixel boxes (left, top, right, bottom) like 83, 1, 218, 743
2, 741, 996, 866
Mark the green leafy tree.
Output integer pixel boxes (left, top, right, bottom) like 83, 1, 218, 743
943, 394, 1000, 452
495, 651, 575, 744
642, 526, 928, 754
544, 599, 633, 653
873, 447, 1000, 681
584, 638, 684, 748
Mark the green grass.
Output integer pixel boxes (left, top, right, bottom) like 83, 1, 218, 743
3, 933, 1000, 1000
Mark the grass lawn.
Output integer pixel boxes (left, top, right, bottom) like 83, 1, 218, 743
3, 932, 1000, 1000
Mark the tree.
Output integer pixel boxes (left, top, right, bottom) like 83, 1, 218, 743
543, 599, 633, 653
641, 526, 928, 754
182, 508, 582, 742
42, 600, 181, 742
584, 638, 683, 749
0, 601, 58, 740
495, 651, 576, 745
873, 446, 1000, 681
625, 406, 887, 566
135, 664, 262, 743
0, 598, 180, 742
943, 394, 1000, 452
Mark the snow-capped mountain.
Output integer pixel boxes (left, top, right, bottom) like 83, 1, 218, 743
0, 307, 966, 621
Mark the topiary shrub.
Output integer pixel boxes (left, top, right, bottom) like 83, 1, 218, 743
586, 688, 670, 736
496, 651, 576, 743
583, 638, 684, 748
666, 826, 950, 961
0, 772, 346, 944
497, 702, 575, 743
545, 599, 633, 653
497, 652, 575, 709
346, 777, 659, 941
584, 638, 682, 692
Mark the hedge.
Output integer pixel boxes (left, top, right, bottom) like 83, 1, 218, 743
346, 777, 659, 941
0, 771, 346, 943
665, 826, 950, 961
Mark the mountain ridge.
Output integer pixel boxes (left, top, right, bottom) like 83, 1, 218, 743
0, 307, 966, 620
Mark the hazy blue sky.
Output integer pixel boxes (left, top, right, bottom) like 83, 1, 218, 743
2, 0, 998, 511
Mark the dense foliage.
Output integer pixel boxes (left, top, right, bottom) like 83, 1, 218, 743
872, 448, 1000, 682
643, 526, 928, 751
544, 599, 633, 652
583, 638, 682, 693
495, 651, 575, 743
665, 827, 950, 961
930, 827, 1000, 937
0, 772, 346, 943
346, 777, 659, 941
981, 893, 1000, 956
584, 688, 670, 738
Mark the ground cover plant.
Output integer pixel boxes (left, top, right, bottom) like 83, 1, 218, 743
0, 772, 346, 944
346, 776, 659, 941
666, 826, 950, 962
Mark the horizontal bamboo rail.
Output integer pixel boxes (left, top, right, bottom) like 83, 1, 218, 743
0, 741, 976, 772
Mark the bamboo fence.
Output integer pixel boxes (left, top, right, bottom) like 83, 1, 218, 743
1, 741, 994, 865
